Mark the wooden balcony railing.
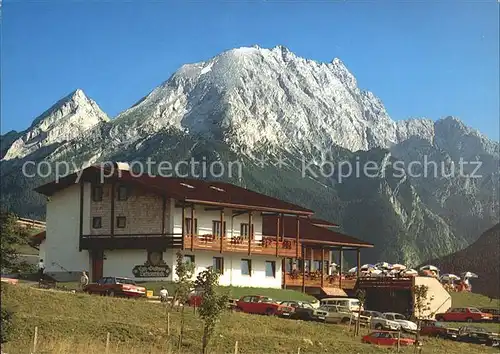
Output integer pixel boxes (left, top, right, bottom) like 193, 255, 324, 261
184, 234, 299, 257
283, 272, 357, 290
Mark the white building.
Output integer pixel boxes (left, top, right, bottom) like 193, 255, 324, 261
33, 162, 373, 295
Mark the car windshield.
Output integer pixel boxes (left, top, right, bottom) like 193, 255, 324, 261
373, 312, 384, 318
393, 314, 406, 320
302, 303, 314, 309
434, 322, 445, 328
115, 278, 136, 285
260, 297, 273, 303
319, 306, 331, 312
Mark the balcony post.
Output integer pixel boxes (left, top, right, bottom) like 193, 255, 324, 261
282, 258, 286, 289
220, 208, 225, 253
191, 204, 195, 251
248, 211, 253, 255
302, 245, 306, 293
339, 247, 343, 288
275, 214, 280, 257
181, 205, 186, 250
110, 182, 115, 237
280, 213, 285, 242
161, 195, 166, 236
79, 181, 84, 251
356, 248, 361, 279
321, 247, 324, 288
295, 216, 300, 258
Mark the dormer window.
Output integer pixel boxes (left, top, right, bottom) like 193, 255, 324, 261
180, 183, 195, 189
210, 186, 225, 192
92, 185, 103, 202
117, 185, 128, 201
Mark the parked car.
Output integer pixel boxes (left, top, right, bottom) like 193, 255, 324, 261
361, 331, 415, 346
435, 307, 494, 323
361, 310, 401, 331
235, 295, 294, 316
84, 276, 146, 298
383, 312, 418, 332
419, 320, 459, 339
280, 301, 328, 321
480, 308, 500, 322
321, 304, 370, 325
319, 297, 362, 312
454, 326, 500, 347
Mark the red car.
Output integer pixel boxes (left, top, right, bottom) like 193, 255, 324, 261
235, 295, 294, 316
84, 276, 146, 298
362, 331, 415, 346
419, 320, 459, 338
187, 288, 204, 306
435, 307, 494, 323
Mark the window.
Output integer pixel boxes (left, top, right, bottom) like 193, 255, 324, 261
183, 255, 195, 264
285, 258, 293, 273
185, 218, 198, 235
92, 217, 102, 229
117, 185, 128, 201
116, 216, 126, 228
241, 259, 252, 276
241, 296, 252, 303
212, 220, 226, 237
213, 257, 224, 274
265, 261, 276, 277
240, 223, 254, 238
92, 185, 103, 201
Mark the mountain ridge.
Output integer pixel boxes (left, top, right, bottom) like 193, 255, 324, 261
1, 45, 498, 266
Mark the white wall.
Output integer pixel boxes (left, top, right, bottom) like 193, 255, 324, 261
44, 184, 90, 274
171, 203, 263, 240
102, 249, 174, 282
172, 251, 282, 288
414, 276, 452, 319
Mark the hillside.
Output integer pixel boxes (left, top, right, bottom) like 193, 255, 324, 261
426, 223, 500, 299
1, 46, 499, 265
1, 284, 498, 354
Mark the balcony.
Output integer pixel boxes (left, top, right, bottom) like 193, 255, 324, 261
80, 233, 183, 250
283, 272, 357, 290
183, 234, 300, 257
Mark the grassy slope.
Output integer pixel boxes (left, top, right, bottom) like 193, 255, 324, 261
2, 284, 499, 354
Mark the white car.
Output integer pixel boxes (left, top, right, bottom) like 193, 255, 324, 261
383, 312, 418, 332
362, 310, 401, 331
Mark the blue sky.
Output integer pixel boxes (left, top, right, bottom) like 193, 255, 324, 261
2, 1, 499, 140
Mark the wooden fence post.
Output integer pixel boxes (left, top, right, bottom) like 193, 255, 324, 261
167, 312, 171, 335
105, 332, 110, 354
234, 340, 239, 354
397, 330, 401, 352
32, 326, 38, 353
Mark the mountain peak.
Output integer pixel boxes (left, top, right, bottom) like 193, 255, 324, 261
2, 89, 109, 161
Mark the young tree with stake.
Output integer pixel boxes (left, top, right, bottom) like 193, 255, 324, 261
195, 266, 229, 354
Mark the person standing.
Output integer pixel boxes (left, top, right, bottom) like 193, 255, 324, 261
80, 271, 89, 291
37, 259, 45, 280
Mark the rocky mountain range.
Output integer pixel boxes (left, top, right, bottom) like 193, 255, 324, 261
1, 45, 498, 266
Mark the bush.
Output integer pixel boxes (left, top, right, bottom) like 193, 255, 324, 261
1, 306, 13, 343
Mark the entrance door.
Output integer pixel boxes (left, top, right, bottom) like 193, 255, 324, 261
91, 249, 104, 282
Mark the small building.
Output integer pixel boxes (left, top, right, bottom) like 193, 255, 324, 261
33, 162, 373, 296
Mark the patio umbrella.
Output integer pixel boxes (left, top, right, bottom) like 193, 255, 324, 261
403, 269, 418, 276
360, 264, 375, 271
419, 265, 439, 272
391, 264, 407, 270
461, 271, 478, 279
375, 262, 391, 269
348, 267, 357, 273
440, 274, 460, 281
370, 269, 383, 274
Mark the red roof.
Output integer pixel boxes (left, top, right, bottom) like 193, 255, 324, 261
308, 218, 339, 228
262, 215, 373, 248
34, 165, 314, 215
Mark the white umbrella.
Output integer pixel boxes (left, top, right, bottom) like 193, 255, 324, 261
348, 267, 357, 273
391, 264, 407, 270
370, 269, 383, 274
360, 264, 375, 270
420, 265, 439, 272
461, 271, 478, 279
375, 262, 391, 269
440, 274, 460, 281
403, 269, 418, 276
330, 263, 338, 268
